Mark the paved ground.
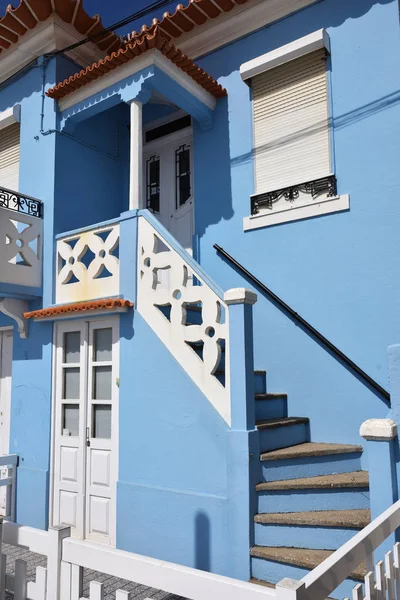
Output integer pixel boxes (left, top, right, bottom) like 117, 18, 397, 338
3, 543, 185, 600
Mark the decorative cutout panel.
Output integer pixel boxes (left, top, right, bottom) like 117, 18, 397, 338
137, 217, 230, 424
56, 224, 119, 304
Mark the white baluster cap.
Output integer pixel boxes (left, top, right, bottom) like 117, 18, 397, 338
224, 288, 257, 305
360, 419, 397, 440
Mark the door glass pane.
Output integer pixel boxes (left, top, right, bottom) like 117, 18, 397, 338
93, 366, 112, 400
176, 144, 191, 208
62, 404, 79, 436
63, 332, 80, 363
146, 155, 160, 213
63, 368, 80, 399
94, 328, 112, 362
93, 405, 111, 439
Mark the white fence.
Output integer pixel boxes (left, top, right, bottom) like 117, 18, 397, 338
1, 499, 400, 600
0, 455, 17, 522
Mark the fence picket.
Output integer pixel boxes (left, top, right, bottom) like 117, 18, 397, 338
376, 560, 386, 600
352, 582, 363, 600
90, 581, 104, 600
115, 591, 132, 600
364, 571, 375, 600
393, 543, 400, 600
14, 559, 27, 600
35, 566, 47, 600
0, 553, 5, 600
385, 551, 396, 600
71, 564, 83, 600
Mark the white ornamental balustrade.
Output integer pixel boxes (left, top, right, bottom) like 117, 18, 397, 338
56, 223, 120, 304
0, 187, 43, 289
137, 215, 230, 424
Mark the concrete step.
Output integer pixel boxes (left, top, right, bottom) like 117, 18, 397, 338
257, 472, 369, 513
251, 547, 365, 599
254, 509, 370, 550
254, 370, 267, 394
257, 417, 310, 452
260, 442, 363, 482
249, 578, 275, 588
255, 394, 288, 420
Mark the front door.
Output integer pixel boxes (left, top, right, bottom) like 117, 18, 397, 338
144, 129, 194, 252
52, 318, 119, 545
0, 328, 13, 515
0, 329, 12, 457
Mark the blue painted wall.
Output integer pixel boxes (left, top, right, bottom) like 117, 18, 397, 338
192, 0, 398, 447
118, 308, 231, 575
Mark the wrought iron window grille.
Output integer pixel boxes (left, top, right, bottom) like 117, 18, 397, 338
0, 186, 42, 218
251, 175, 337, 215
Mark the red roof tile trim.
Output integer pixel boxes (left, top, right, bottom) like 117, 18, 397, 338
125, 0, 251, 44
24, 298, 133, 320
0, 0, 122, 57
46, 28, 226, 100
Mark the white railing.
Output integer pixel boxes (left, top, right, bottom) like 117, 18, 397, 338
60, 537, 273, 600
0, 454, 17, 522
0, 200, 42, 289
277, 499, 400, 600
137, 213, 231, 424
56, 222, 120, 305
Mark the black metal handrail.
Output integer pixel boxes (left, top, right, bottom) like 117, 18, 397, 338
0, 185, 42, 218
214, 244, 390, 404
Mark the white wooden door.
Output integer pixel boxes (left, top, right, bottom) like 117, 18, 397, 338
0, 329, 13, 456
52, 318, 119, 546
0, 329, 13, 515
144, 131, 194, 252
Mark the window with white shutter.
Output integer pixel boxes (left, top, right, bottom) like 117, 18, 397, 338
0, 123, 20, 192
253, 49, 331, 195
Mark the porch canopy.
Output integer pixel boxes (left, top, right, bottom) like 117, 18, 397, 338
47, 27, 226, 210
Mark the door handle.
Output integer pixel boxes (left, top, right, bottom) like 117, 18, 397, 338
86, 427, 90, 447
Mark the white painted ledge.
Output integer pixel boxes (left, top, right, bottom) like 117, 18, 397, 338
0, 105, 20, 131
240, 29, 330, 81
360, 419, 398, 441
224, 288, 257, 305
243, 194, 349, 231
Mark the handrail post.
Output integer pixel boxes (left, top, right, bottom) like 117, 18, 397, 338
47, 525, 71, 600
276, 578, 307, 600
360, 419, 398, 554
224, 288, 258, 580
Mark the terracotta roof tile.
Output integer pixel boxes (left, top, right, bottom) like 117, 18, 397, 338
125, 0, 251, 45
24, 298, 133, 320
0, 0, 122, 58
46, 28, 226, 101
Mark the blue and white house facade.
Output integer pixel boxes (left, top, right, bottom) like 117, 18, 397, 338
0, 0, 400, 594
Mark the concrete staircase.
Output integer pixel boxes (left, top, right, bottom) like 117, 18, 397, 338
251, 371, 370, 597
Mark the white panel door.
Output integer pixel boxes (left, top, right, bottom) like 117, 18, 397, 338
144, 131, 194, 253
0, 329, 13, 515
0, 329, 13, 456
52, 318, 119, 546
53, 321, 87, 539
85, 319, 119, 545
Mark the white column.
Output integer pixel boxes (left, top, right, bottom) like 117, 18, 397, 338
129, 100, 143, 210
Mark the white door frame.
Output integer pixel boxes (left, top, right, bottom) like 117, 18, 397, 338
50, 317, 119, 546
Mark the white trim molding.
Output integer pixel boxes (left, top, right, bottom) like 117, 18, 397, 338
0, 298, 29, 339
58, 49, 216, 114
177, 0, 319, 59
0, 16, 105, 87
243, 194, 350, 231
360, 419, 398, 441
0, 106, 21, 131
240, 29, 330, 81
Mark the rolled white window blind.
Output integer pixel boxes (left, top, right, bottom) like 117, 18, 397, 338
0, 122, 20, 191
252, 49, 331, 194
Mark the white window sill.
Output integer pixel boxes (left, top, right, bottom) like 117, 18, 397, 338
243, 194, 350, 231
